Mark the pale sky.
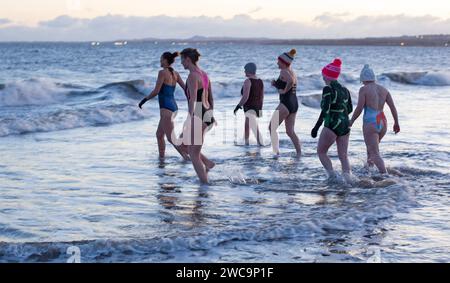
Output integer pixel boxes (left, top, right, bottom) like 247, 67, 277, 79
1, 0, 450, 25
0, 0, 449, 41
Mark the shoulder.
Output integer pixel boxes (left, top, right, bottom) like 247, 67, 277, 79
173, 70, 180, 77
244, 78, 252, 86
377, 83, 389, 94
187, 72, 197, 80
187, 72, 199, 84
323, 86, 332, 93
359, 85, 368, 94
280, 69, 291, 78
158, 69, 168, 77
342, 86, 351, 95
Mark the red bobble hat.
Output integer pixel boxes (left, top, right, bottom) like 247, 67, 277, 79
322, 58, 342, 80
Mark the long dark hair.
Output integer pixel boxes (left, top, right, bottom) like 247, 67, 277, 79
162, 51, 179, 78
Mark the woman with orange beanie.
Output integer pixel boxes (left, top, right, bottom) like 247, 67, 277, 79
269, 49, 302, 158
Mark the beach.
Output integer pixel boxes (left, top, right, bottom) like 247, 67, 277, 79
0, 42, 449, 262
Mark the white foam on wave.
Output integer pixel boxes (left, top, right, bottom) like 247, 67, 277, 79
415, 72, 450, 86
0, 78, 66, 106
381, 71, 450, 86
0, 182, 416, 262
0, 104, 149, 137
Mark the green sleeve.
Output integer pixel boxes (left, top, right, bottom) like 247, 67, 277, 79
321, 86, 332, 115
347, 89, 353, 114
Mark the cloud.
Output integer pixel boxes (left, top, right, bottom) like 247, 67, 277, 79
247, 7, 263, 14
0, 13, 449, 41
39, 15, 87, 28
313, 12, 351, 26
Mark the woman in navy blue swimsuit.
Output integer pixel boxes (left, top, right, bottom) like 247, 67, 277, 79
138, 52, 188, 160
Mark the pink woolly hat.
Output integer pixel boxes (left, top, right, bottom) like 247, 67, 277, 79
322, 58, 342, 80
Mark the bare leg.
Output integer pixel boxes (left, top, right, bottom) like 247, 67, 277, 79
186, 116, 213, 183
366, 119, 387, 168
269, 104, 289, 155
363, 123, 387, 174
244, 117, 250, 145
247, 113, 264, 146
336, 133, 351, 174
201, 153, 215, 171
160, 110, 189, 160
366, 151, 375, 168
189, 145, 208, 184
199, 122, 215, 171
285, 112, 302, 157
156, 120, 166, 159
317, 127, 337, 177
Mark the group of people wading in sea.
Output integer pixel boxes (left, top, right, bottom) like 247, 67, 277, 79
138, 48, 400, 184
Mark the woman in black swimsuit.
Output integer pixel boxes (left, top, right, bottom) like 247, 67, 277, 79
180, 48, 216, 184
269, 49, 302, 158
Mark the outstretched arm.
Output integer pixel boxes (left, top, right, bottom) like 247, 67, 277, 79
386, 92, 400, 133
176, 72, 186, 96
139, 71, 165, 108
311, 87, 331, 138
148, 71, 165, 99
311, 111, 324, 138
350, 89, 365, 126
347, 89, 353, 114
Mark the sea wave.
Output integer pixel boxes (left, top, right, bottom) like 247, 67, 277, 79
0, 79, 69, 106
0, 104, 149, 137
0, 183, 415, 262
0, 75, 360, 108
381, 71, 450, 86
0, 78, 151, 107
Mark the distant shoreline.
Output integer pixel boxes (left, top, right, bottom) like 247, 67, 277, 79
1, 34, 449, 47
134, 35, 450, 47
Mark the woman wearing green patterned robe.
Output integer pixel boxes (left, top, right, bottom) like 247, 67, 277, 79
311, 59, 353, 182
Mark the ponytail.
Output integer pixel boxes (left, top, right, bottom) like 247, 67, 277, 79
162, 51, 179, 79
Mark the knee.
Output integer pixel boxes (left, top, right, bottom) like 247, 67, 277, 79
317, 147, 327, 155
156, 130, 165, 139
166, 135, 174, 144
286, 128, 296, 137
371, 152, 382, 160
367, 148, 380, 158
188, 147, 199, 156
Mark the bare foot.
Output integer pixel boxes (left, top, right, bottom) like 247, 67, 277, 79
175, 145, 190, 161
205, 161, 216, 172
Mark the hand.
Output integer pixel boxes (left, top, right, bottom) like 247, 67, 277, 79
311, 127, 319, 138
393, 123, 400, 134
233, 105, 242, 115
271, 80, 276, 87
138, 97, 149, 109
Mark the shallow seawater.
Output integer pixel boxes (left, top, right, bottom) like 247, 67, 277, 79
0, 43, 449, 262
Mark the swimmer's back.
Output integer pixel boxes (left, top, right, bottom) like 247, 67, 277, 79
360, 83, 389, 111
